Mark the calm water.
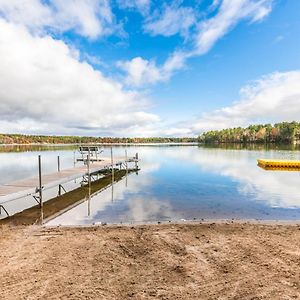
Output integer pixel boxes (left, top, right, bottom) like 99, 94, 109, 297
1, 144, 300, 224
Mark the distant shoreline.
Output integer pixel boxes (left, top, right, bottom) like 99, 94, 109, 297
0, 142, 199, 146
0, 133, 199, 145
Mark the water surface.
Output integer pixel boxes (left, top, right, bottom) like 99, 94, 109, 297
1, 144, 300, 224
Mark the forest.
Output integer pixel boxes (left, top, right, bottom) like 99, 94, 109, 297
1, 121, 300, 145
0, 134, 197, 145
199, 121, 300, 144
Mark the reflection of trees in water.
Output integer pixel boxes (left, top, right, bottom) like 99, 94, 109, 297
199, 143, 300, 151
0, 145, 77, 153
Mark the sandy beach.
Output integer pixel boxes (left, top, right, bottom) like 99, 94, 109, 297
1, 222, 300, 299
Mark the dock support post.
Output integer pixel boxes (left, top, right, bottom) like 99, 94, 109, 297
111, 147, 114, 202
38, 155, 43, 210
57, 155, 61, 195
58, 184, 66, 196
125, 149, 128, 187
110, 147, 114, 183
87, 149, 91, 216
88, 149, 91, 195
73, 150, 77, 183
0, 205, 9, 216
135, 152, 138, 170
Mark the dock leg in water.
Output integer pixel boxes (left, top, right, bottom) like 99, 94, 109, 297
125, 149, 128, 187
111, 147, 114, 202
135, 153, 139, 170
38, 155, 43, 209
87, 150, 91, 216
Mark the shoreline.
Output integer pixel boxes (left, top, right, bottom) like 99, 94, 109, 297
44, 218, 300, 228
0, 142, 199, 146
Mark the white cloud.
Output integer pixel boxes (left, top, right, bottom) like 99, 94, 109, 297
117, 51, 188, 86
117, 0, 151, 15
163, 51, 188, 74
117, 57, 165, 86
209, 0, 222, 11
50, 0, 115, 38
191, 71, 300, 133
194, 0, 273, 55
0, 0, 52, 29
0, 0, 117, 38
0, 19, 159, 136
145, 70, 300, 137
144, 2, 196, 38
119, 0, 273, 87
0, 0, 279, 137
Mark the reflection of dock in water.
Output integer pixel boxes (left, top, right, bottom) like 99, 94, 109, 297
257, 159, 300, 171
0, 169, 135, 225
0, 146, 139, 222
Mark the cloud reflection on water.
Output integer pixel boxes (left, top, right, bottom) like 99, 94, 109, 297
127, 197, 179, 223
43, 145, 300, 225
47, 159, 162, 225
170, 147, 300, 209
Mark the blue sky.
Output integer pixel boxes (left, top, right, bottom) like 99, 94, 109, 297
0, 0, 299, 136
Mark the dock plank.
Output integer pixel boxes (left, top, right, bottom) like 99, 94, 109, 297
0, 156, 134, 203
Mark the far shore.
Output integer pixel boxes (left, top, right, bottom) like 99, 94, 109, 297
0, 142, 199, 146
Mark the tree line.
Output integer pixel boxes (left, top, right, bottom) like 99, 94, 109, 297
0, 134, 198, 145
199, 121, 300, 144
2, 121, 299, 145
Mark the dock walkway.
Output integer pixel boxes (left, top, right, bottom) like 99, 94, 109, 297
0, 156, 130, 205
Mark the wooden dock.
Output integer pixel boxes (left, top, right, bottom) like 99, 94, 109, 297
0, 169, 133, 225
0, 156, 136, 207
257, 159, 300, 169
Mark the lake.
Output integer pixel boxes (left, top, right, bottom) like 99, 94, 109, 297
1, 144, 300, 225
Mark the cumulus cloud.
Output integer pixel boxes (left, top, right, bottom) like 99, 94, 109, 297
0, 0, 117, 38
119, 0, 273, 87
190, 71, 300, 133
117, 57, 165, 86
144, 2, 196, 38
0, 0, 279, 137
0, 19, 159, 135
117, 51, 188, 86
145, 70, 300, 137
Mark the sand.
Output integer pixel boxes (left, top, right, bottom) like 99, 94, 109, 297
0, 222, 300, 299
